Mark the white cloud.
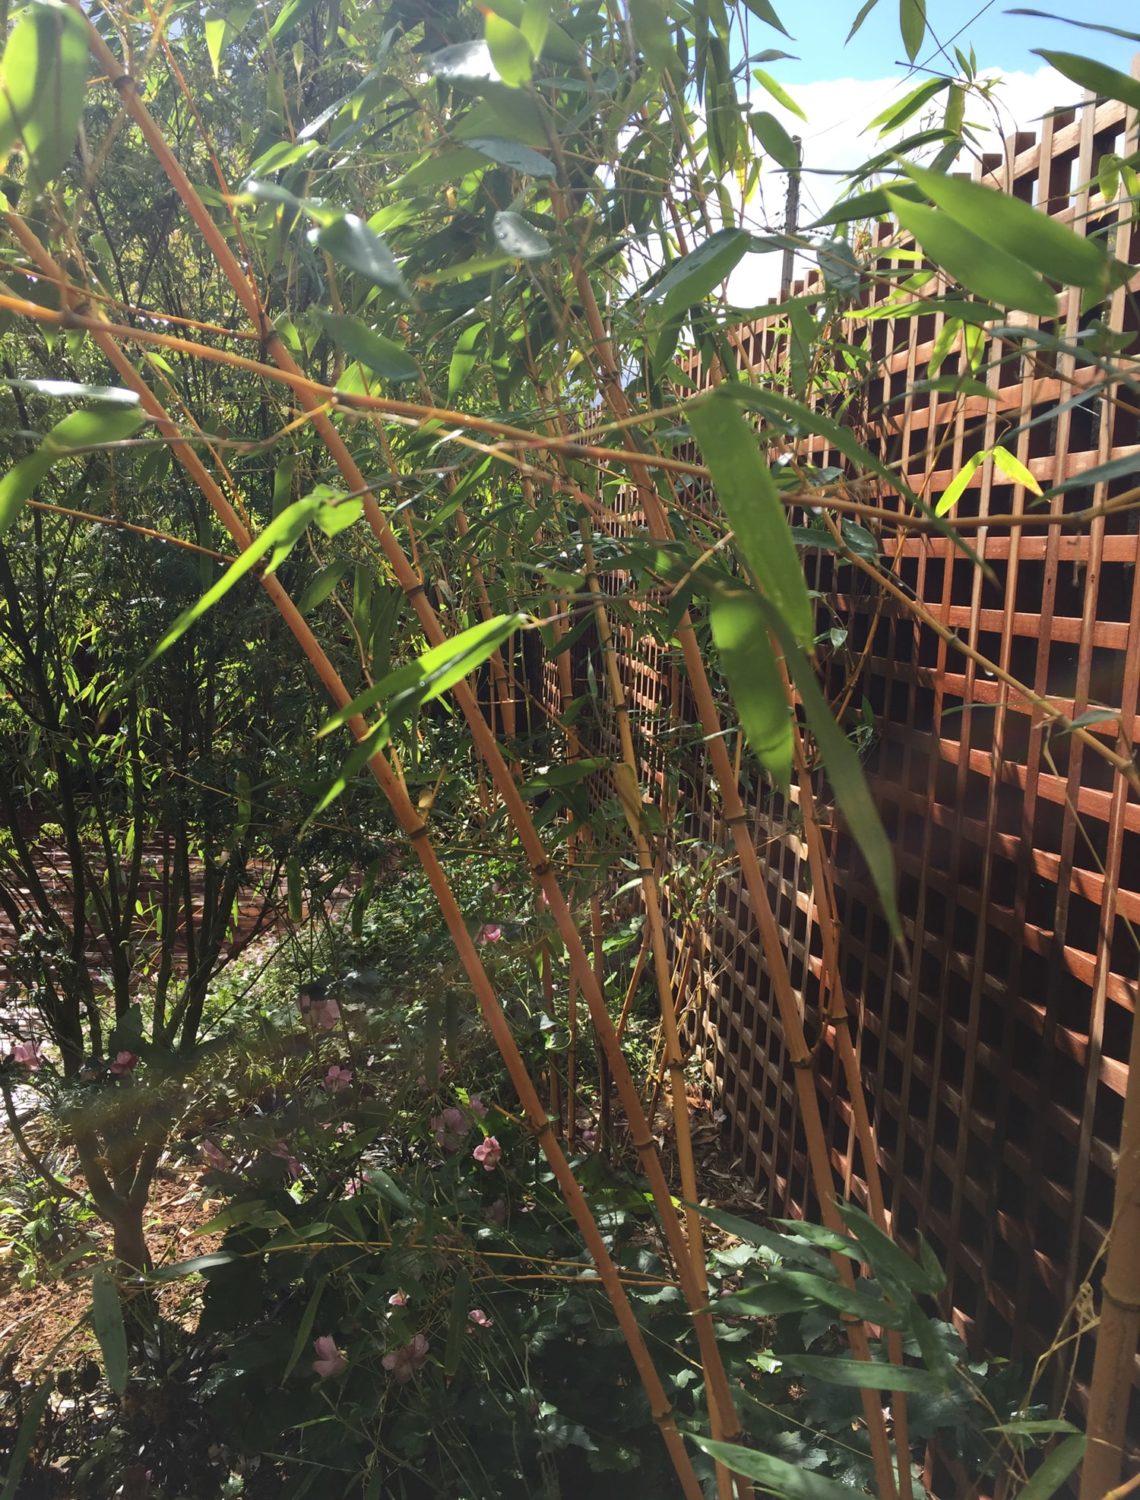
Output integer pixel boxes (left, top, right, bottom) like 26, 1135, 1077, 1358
723, 63, 1073, 305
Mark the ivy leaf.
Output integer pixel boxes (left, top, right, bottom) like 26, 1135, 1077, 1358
492, 210, 552, 259
687, 391, 817, 650
313, 215, 409, 297
315, 311, 419, 382
709, 590, 792, 789
885, 193, 1058, 316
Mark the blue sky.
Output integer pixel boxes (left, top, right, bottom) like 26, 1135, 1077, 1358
757, 2, 1138, 84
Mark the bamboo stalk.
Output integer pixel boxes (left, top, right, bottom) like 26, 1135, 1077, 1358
48, 18, 748, 1450
6, 217, 705, 1500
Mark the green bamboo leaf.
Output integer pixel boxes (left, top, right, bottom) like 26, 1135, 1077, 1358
205, 11, 227, 76
782, 1352, 944, 1392
286, 856, 303, 922
687, 393, 817, 650
748, 110, 800, 172
990, 445, 1043, 495
898, 0, 927, 61
467, 136, 555, 177
935, 449, 986, 516
709, 590, 792, 788
835, 1202, 945, 1293
519, 0, 550, 58
0, 0, 89, 185
0, 403, 146, 539
449, 322, 486, 399
319, 614, 529, 738
1017, 1436, 1086, 1499
646, 228, 752, 324
444, 1270, 472, 1376
629, 0, 675, 73
752, 67, 806, 121
846, 0, 882, 42
761, 603, 900, 935
1034, 50, 1140, 112
492, 210, 552, 259
885, 193, 1058, 316
690, 1437, 858, 1498
2, 379, 140, 405
280, 1276, 327, 1384
0, 1377, 53, 1500
315, 215, 409, 297
485, 12, 532, 86
315, 311, 419, 382
737, 0, 789, 35
868, 76, 947, 136
144, 495, 323, 668
904, 163, 1108, 292
721, 1267, 904, 1327
693, 1202, 850, 1269
91, 1267, 129, 1395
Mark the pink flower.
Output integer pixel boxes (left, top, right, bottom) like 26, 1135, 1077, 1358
324, 1064, 353, 1093
10, 1040, 41, 1070
312, 1334, 347, 1378
299, 992, 341, 1031
382, 1333, 429, 1382
109, 1051, 138, 1076
270, 1141, 302, 1179
467, 1094, 487, 1119
467, 1308, 493, 1329
431, 1106, 467, 1152
388, 1289, 407, 1307
476, 924, 501, 945
472, 1136, 502, 1171
199, 1139, 232, 1172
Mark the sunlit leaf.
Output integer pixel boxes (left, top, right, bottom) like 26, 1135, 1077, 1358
314, 214, 409, 297
751, 66, 806, 121
1034, 50, 1140, 112
990, 445, 1042, 496
748, 110, 800, 171
898, 0, 926, 61
0, 403, 147, 539
709, 590, 792, 788
492, 209, 552, 259
90, 1269, 128, 1395
0, 0, 89, 186
315, 311, 419, 381
485, 12, 532, 86
449, 321, 486, 399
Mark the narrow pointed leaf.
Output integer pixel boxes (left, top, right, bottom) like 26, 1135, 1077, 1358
1034, 50, 1140, 112
90, 1268, 129, 1394
710, 590, 792, 787
752, 67, 806, 120
990, 445, 1042, 495
315, 311, 419, 381
1017, 1436, 1086, 1499
492, 210, 552, 259
782, 1352, 944, 1392
748, 110, 800, 171
935, 449, 985, 515
899, 0, 926, 61
485, 13, 532, 86
467, 136, 555, 177
315, 215, 409, 296
688, 393, 815, 648
690, 1437, 858, 1498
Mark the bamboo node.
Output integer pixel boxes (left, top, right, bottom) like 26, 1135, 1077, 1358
406, 824, 430, 842
531, 860, 555, 878
404, 581, 427, 599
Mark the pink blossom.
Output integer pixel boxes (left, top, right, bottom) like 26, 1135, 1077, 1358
467, 1094, 487, 1119
199, 1139, 232, 1172
311, 1334, 347, 1378
323, 1063, 353, 1093
9, 1040, 41, 1070
109, 1051, 138, 1076
472, 1135, 502, 1171
467, 1308, 493, 1329
270, 1141, 302, 1179
382, 1333, 429, 1383
299, 992, 341, 1031
476, 923, 501, 945
431, 1106, 467, 1152
388, 1289, 408, 1307
485, 1197, 508, 1226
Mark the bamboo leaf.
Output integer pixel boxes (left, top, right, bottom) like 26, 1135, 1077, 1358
280, 1276, 327, 1384
1017, 1436, 1086, 1498
315, 215, 409, 297
904, 163, 1109, 292
315, 311, 419, 382
0, 0, 89, 185
846, 0, 882, 41
762, 604, 900, 936
467, 136, 555, 177
492, 210, 552, 259
898, 0, 927, 62
484, 12, 532, 87
835, 1201, 945, 1293
693, 1202, 850, 1269
935, 449, 986, 516
444, 1270, 471, 1376
748, 110, 800, 172
885, 193, 1058, 316
752, 67, 806, 121
687, 392, 822, 650
867, 77, 947, 135
646, 228, 752, 324
629, 0, 676, 73
449, 322, 486, 399
1034, 50, 1140, 112
709, 590, 793, 788
690, 1437, 859, 1498
0, 1378, 53, 1500
91, 1268, 129, 1394
782, 1352, 945, 1392
737, 0, 789, 35
205, 11, 227, 76
990, 445, 1043, 495
0, 403, 147, 539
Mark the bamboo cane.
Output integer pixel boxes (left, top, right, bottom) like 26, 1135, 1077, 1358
47, 17, 749, 1452
3, 219, 706, 1500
